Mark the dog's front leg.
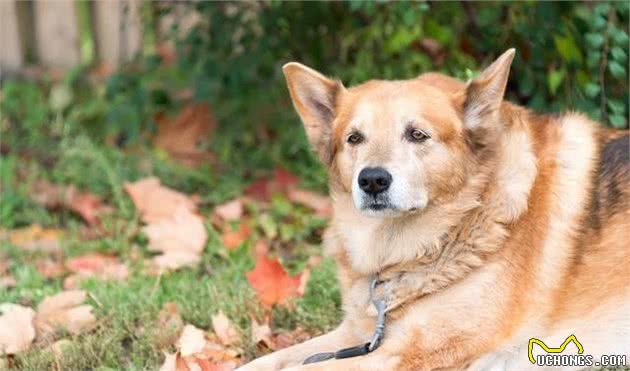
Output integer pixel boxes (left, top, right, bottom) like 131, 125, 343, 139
237, 321, 360, 371
280, 348, 400, 371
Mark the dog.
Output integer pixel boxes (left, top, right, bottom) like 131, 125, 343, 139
238, 49, 630, 371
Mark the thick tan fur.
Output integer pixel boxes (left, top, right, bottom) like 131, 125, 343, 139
239, 50, 630, 371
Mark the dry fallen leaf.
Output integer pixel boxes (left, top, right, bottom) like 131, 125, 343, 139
63, 253, 129, 289
177, 325, 207, 357
159, 352, 179, 371
31, 181, 111, 226
124, 177, 198, 224
246, 255, 304, 307
143, 206, 208, 271
250, 318, 273, 350
249, 319, 309, 352
154, 103, 216, 167
155, 302, 184, 349
35, 290, 96, 339
211, 312, 239, 346
0, 304, 36, 355
221, 223, 251, 250
245, 168, 299, 202
2, 224, 63, 253
0, 261, 16, 289
213, 199, 243, 221
35, 259, 66, 279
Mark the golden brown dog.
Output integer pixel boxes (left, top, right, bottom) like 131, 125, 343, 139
239, 49, 630, 371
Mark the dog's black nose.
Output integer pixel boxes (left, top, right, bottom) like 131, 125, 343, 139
358, 167, 392, 195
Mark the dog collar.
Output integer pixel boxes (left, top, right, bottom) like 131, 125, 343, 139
303, 274, 387, 364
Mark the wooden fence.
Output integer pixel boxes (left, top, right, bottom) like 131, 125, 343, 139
0, 0, 199, 77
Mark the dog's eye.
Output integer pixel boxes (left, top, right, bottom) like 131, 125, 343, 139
407, 128, 430, 142
347, 132, 364, 145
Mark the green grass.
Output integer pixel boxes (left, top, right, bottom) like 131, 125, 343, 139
0, 74, 340, 370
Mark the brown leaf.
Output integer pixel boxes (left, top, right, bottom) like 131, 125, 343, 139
155, 302, 184, 349
0, 304, 36, 355
286, 189, 332, 218
213, 199, 243, 221
143, 206, 208, 271
245, 168, 299, 202
35, 259, 66, 279
211, 312, 239, 346
417, 37, 446, 66
2, 224, 63, 253
160, 352, 229, 371
0, 260, 16, 289
35, 290, 96, 339
246, 255, 304, 307
125, 177, 198, 224
63, 253, 129, 289
250, 318, 273, 350
31, 181, 111, 226
154, 103, 216, 167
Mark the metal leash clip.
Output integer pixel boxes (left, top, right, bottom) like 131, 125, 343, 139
368, 274, 386, 351
303, 275, 387, 364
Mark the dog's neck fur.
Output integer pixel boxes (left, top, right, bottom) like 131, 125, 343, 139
326, 105, 537, 280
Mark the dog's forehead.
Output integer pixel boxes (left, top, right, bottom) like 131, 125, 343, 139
339, 79, 462, 139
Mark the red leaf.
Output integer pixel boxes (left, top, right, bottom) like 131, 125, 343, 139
221, 223, 251, 250
246, 255, 303, 307
273, 168, 299, 191
245, 168, 299, 202
66, 253, 116, 274
244, 179, 271, 202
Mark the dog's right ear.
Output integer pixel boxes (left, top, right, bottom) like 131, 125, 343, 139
282, 62, 345, 165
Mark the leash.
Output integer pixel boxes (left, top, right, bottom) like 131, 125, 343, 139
303, 275, 387, 364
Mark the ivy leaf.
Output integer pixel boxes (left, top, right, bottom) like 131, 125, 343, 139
608, 61, 626, 78
607, 99, 625, 114
609, 115, 627, 129
610, 47, 627, 63
585, 33, 605, 48
611, 29, 629, 46
583, 83, 601, 98
554, 35, 582, 63
547, 68, 566, 96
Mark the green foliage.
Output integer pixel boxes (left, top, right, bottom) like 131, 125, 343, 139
170, 1, 627, 128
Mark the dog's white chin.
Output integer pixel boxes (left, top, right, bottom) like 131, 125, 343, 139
355, 202, 427, 218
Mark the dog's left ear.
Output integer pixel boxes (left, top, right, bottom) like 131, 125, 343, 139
460, 48, 515, 130
282, 62, 345, 165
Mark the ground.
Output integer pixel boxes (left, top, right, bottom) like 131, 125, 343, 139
0, 75, 341, 370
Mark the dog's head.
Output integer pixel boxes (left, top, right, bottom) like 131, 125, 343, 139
283, 49, 515, 218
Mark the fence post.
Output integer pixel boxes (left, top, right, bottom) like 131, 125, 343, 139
0, 0, 25, 76
33, 0, 80, 68
92, 0, 142, 67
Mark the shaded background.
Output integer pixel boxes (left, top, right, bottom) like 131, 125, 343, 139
2, 1, 628, 226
